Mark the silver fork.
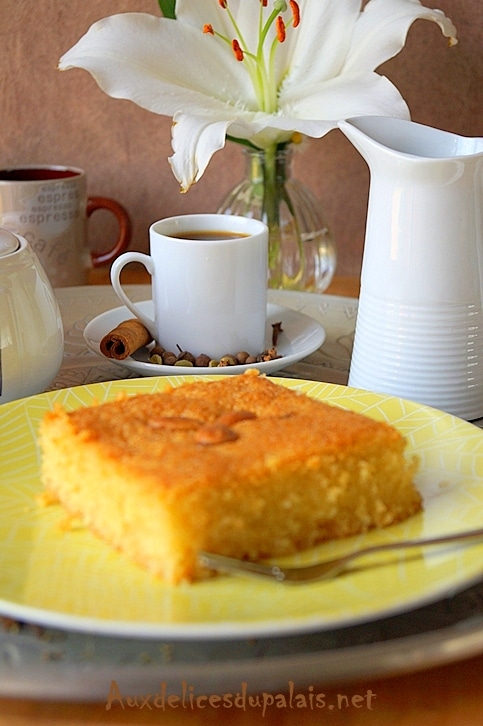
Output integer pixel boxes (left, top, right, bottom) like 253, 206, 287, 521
198, 526, 483, 583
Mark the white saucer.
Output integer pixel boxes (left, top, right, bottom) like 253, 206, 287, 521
83, 301, 325, 377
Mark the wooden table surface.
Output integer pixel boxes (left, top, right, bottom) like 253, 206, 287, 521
87, 266, 361, 299
3, 270, 483, 725
2, 654, 483, 726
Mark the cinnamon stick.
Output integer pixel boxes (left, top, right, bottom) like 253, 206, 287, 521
100, 319, 153, 360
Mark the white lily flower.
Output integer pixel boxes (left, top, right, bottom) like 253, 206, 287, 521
59, 0, 457, 192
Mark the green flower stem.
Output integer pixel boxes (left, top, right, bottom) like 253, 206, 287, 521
261, 144, 283, 285
248, 143, 302, 289
218, 140, 336, 292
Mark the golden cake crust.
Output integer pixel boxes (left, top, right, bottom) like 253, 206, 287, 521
39, 372, 421, 583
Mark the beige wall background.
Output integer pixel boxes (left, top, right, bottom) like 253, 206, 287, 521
0, 0, 481, 277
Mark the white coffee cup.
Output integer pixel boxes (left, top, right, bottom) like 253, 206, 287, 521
110, 214, 268, 359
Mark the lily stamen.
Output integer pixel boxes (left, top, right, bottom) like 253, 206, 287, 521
289, 1, 300, 28
232, 39, 244, 61
202, 0, 300, 111
276, 16, 286, 42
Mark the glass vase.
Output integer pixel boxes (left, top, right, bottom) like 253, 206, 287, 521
217, 144, 336, 292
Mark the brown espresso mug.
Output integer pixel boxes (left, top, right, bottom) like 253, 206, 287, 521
0, 165, 132, 286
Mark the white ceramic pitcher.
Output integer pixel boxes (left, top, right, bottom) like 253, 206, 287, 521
339, 116, 483, 420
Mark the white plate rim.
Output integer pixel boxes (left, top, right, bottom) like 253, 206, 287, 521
2, 377, 483, 640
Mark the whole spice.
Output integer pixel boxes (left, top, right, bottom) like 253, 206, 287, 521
100, 319, 153, 360
147, 345, 282, 367
195, 353, 211, 367
235, 351, 250, 364
176, 347, 196, 365
162, 352, 178, 366
99, 317, 286, 367
272, 322, 283, 346
218, 355, 237, 367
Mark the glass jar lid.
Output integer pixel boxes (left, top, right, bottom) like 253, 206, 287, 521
0, 228, 20, 258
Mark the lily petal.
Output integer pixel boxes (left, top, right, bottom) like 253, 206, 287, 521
343, 0, 457, 74
59, 13, 256, 113
284, 0, 362, 88
170, 108, 329, 190
284, 72, 410, 123
170, 113, 231, 192
170, 109, 310, 191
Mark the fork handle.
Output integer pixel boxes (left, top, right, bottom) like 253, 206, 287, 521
199, 526, 483, 583
199, 551, 286, 581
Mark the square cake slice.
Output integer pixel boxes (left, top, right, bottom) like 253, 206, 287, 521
39, 372, 421, 583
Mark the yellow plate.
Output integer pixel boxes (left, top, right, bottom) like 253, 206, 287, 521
1, 377, 483, 639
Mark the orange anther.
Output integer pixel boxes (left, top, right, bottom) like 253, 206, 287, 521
276, 16, 286, 43
218, 0, 227, 7
290, 1, 300, 28
232, 39, 244, 61
203, 24, 214, 35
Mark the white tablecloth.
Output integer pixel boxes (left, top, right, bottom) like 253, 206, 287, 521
51, 284, 483, 429
51, 285, 357, 391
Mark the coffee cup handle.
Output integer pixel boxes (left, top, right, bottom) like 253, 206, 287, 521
110, 252, 156, 337
87, 196, 132, 267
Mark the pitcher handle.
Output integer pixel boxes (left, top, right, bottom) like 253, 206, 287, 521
110, 252, 156, 337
